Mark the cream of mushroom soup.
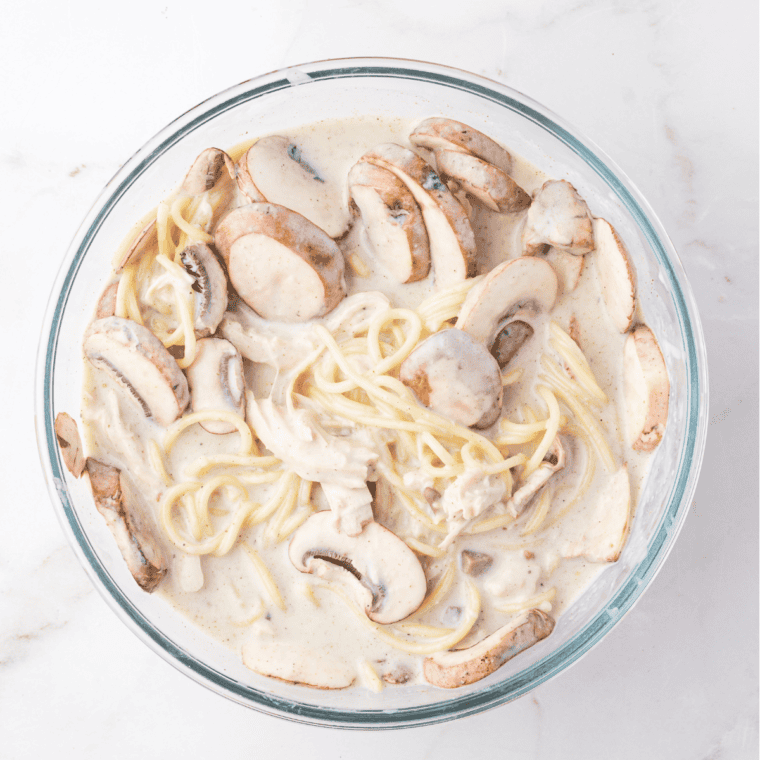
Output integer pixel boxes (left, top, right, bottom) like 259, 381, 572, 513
66, 114, 669, 691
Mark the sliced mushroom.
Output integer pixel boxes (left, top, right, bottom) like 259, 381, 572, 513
457, 257, 558, 347
181, 148, 234, 196
543, 247, 585, 293
237, 136, 349, 237
506, 437, 566, 517
490, 320, 534, 369
399, 328, 503, 429
185, 338, 246, 434
84, 316, 190, 426
214, 203, 346, 323
113, 218, 157, 273
423, 609, 555, 688
360, 144, 476, 288
624, 325, 669, 451
54, 412, 85, 477
241, 639, 355, 689
95, 281, 119, 319
593, 217, 636, 332
233, 147, 267, 203
522, 180, 595, 256
410, 117, 514, 173
561, 466, 631, 563
85, 458, 166, 592
289, 510, 427, 625
347, 162, 430, 283
460, 550, 493, 577
178, 242, 228, 336
434, 149, 531, 213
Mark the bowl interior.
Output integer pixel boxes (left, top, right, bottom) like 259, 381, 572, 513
38, 59, 707, 727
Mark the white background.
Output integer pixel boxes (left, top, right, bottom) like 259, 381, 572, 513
1, 0, 757, 757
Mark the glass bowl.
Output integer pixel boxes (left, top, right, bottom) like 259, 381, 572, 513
36, 58, 708, 728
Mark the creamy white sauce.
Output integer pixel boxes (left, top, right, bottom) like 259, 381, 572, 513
81, 114, 654, 691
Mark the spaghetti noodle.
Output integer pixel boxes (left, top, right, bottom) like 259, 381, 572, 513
78, 117, 656, 694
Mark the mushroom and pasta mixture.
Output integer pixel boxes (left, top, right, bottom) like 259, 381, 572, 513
56, 115, 669, 691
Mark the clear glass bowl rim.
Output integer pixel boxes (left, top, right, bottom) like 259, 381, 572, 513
35, 57, 708, 729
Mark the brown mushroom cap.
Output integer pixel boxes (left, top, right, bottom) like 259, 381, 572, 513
113, 218, 157, 273
624, 325, 669, 451
434, 148, 531, 213
178, 242, 228, 337
85, 458, 166, 592
84, 317, 190, 427
181, 148, 234, 196
522, 180, 595, 256
359, 143, 476, 288
423, 609, 555, 688
94, 281, 119, 319
348, 162, 430, 283
410, 117, 514, 173
400, 328, 503, 429
234, 147, 267, 203
54, 412, 85, 478
214, 203, 346, 323
593, 217, 636, 333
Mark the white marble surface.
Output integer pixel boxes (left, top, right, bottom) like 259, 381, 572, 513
1, 0, 757, 757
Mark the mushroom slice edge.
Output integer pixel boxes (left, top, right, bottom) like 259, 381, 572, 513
85, 458, 166, 592
410, 117, 514, 174
561, 466, 631, 564
113, 218, 157, 273
423, 608, 555, 688
178, 242, 228, 337
54, 412, 85, 478
624, 325, 669, 451
593, 217, 636, 333
84, 316, 190, 427
348, 162, 430, 283
456, 256, 559, 347
181, 147, 235, 196
360, 143, 476, 288
434, 148, 530, 214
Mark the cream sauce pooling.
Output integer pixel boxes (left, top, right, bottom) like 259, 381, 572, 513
82, 114, 651, 691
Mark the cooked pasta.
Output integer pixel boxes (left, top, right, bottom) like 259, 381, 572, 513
77, 115, 660, 694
